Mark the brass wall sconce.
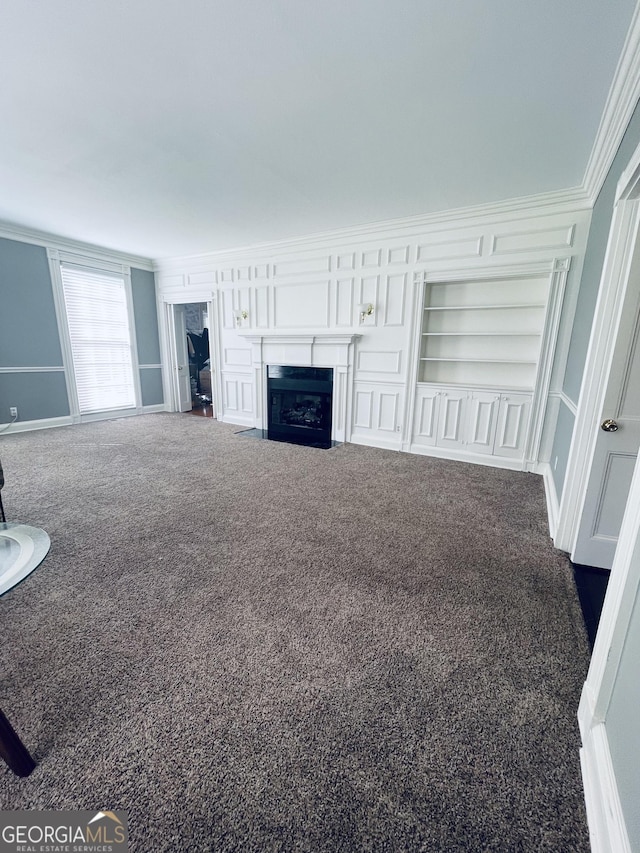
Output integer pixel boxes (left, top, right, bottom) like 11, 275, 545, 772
358, 302, 375, 323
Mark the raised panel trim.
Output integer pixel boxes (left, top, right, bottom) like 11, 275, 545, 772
383, 273, 407, 327
253, 264, 270, 279
188, 271, 217, 287
255, 286, 270, 329
468, 396, 499, 449
273, 256, 331, 278
490, 225, 575, 256
387, 246, 410, 265
416, 393, 438, 439
357, 350, 402, 374
377, 392, 399, 432
417, 236, 483, 263
224, 348, 252, 367
336, 252, 356, 270
273, 280, 331, 329
335, 277, 354, 328
354, 390, 374, 429
361, 249, 382, 268
440, 395, 465, 442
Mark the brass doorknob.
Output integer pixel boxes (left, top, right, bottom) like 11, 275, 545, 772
601, 418, 619, 432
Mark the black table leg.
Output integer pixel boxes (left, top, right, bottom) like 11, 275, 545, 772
0, 708, 36, 776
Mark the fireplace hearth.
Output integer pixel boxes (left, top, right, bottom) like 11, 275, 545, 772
267, 365, 333, 449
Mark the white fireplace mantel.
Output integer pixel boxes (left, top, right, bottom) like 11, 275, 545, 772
237, 332, 361, 443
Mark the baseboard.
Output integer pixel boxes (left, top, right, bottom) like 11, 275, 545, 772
219, 414, 255, 428
0, 415, 73, 434
580, 722, 632, 853
538, 461, 560, 540
141, 404, 166, 414
349, 434, 402, 452
407, 442, 526, 471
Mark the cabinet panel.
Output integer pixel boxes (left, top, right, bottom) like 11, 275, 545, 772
466, 392, 500, 455
437, 391, 467, 449
413, 387, 440, 446
494, 394, 531, 458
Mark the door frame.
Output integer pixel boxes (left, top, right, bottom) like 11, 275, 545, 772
555, 140, 640, 556
161, 295, 219, 416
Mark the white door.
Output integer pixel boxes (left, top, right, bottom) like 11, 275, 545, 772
171, 304, 192, 412
573, 234, 640, 568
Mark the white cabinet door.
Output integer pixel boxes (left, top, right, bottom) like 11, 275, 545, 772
494, 394, 531, 459
437, 390, 467, 450
412, 387, 440, 447
466, 392, 501, 455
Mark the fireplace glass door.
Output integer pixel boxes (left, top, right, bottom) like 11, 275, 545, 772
267, 366, 333, 448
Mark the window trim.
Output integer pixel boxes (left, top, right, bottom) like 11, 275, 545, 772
48, 248, 142, 423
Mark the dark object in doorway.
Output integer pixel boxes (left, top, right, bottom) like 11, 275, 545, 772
572, 562, 610, 650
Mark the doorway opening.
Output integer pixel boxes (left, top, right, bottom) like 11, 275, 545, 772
184, 303, 213, 417
170, 302, 215, 418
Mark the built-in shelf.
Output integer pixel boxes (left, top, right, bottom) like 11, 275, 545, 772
424, 303, 545, 311
417, 274, 549, 387
417, 380, 533, 393
420, 357, 536, 363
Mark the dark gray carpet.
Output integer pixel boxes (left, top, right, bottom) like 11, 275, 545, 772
0, 414, 590, 851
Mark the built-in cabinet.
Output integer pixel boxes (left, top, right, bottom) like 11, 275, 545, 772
412, 385, 531, 460
409, 263, 566, 466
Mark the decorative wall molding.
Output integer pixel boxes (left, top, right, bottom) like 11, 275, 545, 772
0, 415, 73, 434
582, 3, 640, 204
0, 220, 153, 270
0, 366, 65, 373
579, 723, 632, 853
153, 189, 591, 274
557, 389, 578, 416
538, 461, 560, 539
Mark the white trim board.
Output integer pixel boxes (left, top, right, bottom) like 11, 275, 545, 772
0, 415, 73, 434
0, 220, 153, 271
583, 2, 640, 204
556, 139, 640, 555
154, 191, 591, 273
580, 724, 632, 853
538, 461, 560, 540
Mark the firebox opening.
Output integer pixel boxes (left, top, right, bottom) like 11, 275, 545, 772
267, 365, 334, 449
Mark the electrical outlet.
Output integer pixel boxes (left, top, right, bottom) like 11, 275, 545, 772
9, 406, 18, 418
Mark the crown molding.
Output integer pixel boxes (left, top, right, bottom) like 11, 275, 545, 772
582, 2, 640, 204
154, 186, 590, 272
0, 220, 154, 271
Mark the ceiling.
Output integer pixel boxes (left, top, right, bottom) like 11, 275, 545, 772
0, 0, 637, 260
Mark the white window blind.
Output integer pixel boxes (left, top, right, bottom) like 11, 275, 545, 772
60, 264, 136, 414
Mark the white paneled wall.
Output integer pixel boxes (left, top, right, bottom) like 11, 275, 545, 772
156, 200, 591, 469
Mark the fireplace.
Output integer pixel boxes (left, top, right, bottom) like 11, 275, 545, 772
267, 365, 333, 448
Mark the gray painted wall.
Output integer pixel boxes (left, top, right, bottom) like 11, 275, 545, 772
139, 368, 164, 407
564, 99, 640, 402
1, 240, 163, 423
606, 584, 640, 851
0, 372, 70, 421
549, 97, 640, 499
550, 401, 575, 497
131, 267, 164, 407
0, 238, 62, 369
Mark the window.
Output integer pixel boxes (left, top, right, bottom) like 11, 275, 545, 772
60, 264, 136, 414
